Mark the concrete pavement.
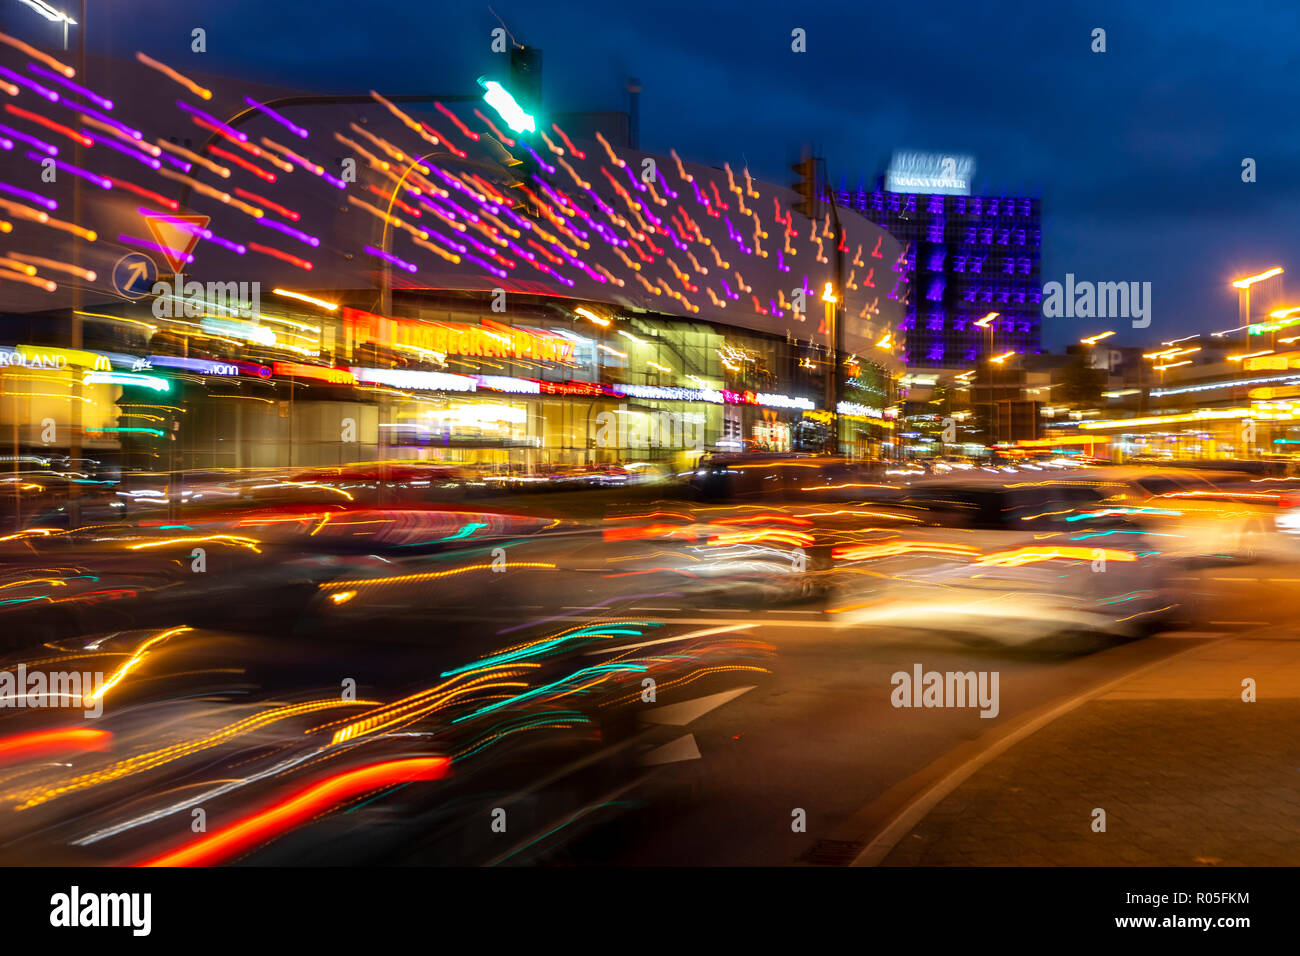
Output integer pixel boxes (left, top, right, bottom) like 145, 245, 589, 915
873, 627, 1300, 865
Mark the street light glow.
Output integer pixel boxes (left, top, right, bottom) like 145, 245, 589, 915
1081, 331, 1116, 345
273, 289, 339, 311
974, 311, 999, 328
478, 79, 535, 134
575, 307, 610, 327
1232, 267, 1283, 289
17, 0, 77, 24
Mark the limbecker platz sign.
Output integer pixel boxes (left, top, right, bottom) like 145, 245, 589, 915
343, 308, 575, 364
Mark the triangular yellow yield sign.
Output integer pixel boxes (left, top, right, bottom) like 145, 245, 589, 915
143, 213, 209, 273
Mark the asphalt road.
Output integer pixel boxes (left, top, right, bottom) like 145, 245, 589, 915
545, 561, 1292, 866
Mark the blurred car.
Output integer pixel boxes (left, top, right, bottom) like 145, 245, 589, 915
827, 475, 1184, 648
688, 454, 888, 501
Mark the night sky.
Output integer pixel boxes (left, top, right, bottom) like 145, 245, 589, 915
6, 0, 1299, 350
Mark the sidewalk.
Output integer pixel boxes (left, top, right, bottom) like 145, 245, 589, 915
879, 629, 1300, 865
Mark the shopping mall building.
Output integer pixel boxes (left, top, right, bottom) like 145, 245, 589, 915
0, 46, 909, 473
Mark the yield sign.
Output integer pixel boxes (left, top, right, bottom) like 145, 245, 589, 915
143, 212, 208, 273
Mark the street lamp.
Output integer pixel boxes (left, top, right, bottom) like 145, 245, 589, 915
1080, 330, 1115, 346
1232, 267, 1283, 346
1080, 331, 1115, 383
972, 313, 998, 448
17, 0, 77, 48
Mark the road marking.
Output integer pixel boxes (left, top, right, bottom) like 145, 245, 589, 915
847, 629, 1240, 867
642, 733, 702, 765
641, 686, 755, 726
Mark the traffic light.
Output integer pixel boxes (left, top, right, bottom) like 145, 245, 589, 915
509, 45, 543, 118
480, 79, 536, 134
791, 156, 819, 220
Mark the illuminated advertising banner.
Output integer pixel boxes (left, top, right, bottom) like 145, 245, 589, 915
145, 355, 240, 376
538, 381, 612, 397
272, 362, 357, 385
474, 375, 540, 394
757, 392, 815, 410
837, 401, 885, 419
351, 367, 478, 392
885, 151, 975, 195
343, 308, 575, 364
235, 361, 273, 379
3, 345, 112, 371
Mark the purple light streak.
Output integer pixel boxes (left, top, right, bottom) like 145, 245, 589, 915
0, 180, 55, 210
27, 63, 112, 111
81, 130, 161, 170
27, 152, 110, 189
243, 97, 308, 138
364, 245, 416, 273
0, 65, 57, 101
175, 100, 246, 142
63, 101, 142, 140
118, 234, 194, 264
257, 217, 320, 247
0, 122, 56, 155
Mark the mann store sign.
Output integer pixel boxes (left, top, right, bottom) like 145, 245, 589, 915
343, 308, 575, 364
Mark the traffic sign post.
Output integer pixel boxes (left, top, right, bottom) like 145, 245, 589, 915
112, 252, 158, 299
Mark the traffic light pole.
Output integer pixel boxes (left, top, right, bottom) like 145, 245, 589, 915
824, 179, 844, 457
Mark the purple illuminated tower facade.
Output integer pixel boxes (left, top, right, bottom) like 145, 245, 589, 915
841, 182, 1042, 368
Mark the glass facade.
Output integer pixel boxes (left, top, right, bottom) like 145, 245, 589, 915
838, 186, 1043, 368
4, 289, 898, 475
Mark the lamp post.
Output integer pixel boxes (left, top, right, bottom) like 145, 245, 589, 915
974, 312, 998, 449
821, 182, 845, 457
988, 350, 1017, 447
1232, 267, 1283, 349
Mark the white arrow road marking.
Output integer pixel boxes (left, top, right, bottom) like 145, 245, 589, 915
641, 685, 755, 727
642, 733, 702, 765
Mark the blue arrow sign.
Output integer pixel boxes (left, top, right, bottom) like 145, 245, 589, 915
112, 252, 157, 300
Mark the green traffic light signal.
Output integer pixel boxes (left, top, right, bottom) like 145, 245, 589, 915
478, 78, 536, 134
